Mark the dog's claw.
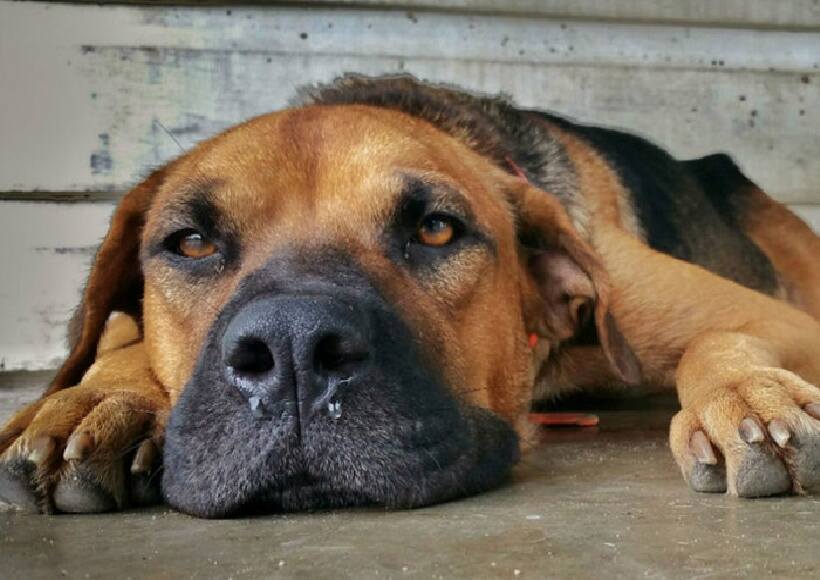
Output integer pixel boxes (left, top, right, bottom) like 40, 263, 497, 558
768, 419, 791, 448
64, 432, 95, 461
131, 440, 158, 474
805, 403, 820, 421
739, 417, 765, 444
27, 435, 55, 464
129, 440, 161, 506
690, 430, 718, 465
129, 440, 162, 507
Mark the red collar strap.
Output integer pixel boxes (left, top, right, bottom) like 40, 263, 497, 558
505, 155, 529, 183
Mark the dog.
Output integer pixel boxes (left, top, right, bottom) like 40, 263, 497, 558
1, 75, 819, 517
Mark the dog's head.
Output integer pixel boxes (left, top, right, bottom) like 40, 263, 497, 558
53, 76, 638, 517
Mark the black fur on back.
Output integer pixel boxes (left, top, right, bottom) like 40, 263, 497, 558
542, 118, 779, 294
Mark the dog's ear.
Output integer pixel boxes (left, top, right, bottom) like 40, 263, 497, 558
509, 181, 642, 385
46, 166, 170, 394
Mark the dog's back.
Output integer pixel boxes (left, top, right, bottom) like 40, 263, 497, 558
530, 110, 820, 318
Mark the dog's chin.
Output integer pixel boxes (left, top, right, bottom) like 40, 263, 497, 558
161, 374, 519, 518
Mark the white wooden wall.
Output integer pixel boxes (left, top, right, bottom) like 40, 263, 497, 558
1, 1, 818, 371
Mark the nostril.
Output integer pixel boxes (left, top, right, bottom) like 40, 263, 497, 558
227, 337, 275, 376
313, 334, 369, 378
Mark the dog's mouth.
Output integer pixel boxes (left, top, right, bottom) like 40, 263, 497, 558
160, 255, 519, 518
162, 373, 519, 518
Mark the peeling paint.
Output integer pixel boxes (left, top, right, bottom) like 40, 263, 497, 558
89, 133, 113, 175
1, 3, 819, 202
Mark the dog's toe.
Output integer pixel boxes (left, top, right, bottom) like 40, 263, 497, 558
734, 443, 791, 498
130, 472, 162, 507
683, 429, 727, 493
789, 430, 820, 494
672, 368, 820, 498
0, 459, 40, 512
53, 467, 117, 513
0, 385, 166, 514
688, 461, 727, 493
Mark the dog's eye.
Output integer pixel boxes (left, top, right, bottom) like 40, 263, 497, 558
174, 230, 217, 259
416, 214, 458, 247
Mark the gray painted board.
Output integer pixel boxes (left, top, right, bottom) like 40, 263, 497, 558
64, 1, 820, 30
0, 202, 110, 371
1, 3, 819, 203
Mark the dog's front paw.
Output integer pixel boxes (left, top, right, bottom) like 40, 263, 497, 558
670, 367, 820, 497
0, 384, 166, 513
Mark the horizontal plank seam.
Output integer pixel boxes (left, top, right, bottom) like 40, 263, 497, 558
40, 44, 820, 77
0, 192, 121, 203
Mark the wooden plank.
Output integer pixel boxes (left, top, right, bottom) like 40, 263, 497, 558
59, 1, 820, 30
0, 373, 49, 423
0, 200, 817, 371
0, 202, 113, 371
1, 3, 819, 204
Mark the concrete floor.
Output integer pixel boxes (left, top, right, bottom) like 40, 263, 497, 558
1, 373, 819, 579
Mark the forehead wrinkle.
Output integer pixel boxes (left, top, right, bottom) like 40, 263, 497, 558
398, 171, 472, 213
303, 121, 418, 240
168, 177, 221, 209
147, 176, 224, 237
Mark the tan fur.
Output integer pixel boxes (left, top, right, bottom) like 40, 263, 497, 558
2, 100, 820, 510
552, 127, 820, 494
740, 186, 820, 319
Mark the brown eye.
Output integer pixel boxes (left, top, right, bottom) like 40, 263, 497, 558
176, 230, 217, 259
417, 215, 456, 247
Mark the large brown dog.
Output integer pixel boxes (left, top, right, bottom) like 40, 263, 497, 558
1, 75, 819, 517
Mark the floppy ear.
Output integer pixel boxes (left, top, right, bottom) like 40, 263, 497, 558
510, 181, 642, 385
45, 167, 169, 395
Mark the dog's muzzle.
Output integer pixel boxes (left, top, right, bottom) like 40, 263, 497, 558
161, 252, 519, 517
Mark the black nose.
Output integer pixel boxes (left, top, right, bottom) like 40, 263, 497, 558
220, 295, 371, 428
